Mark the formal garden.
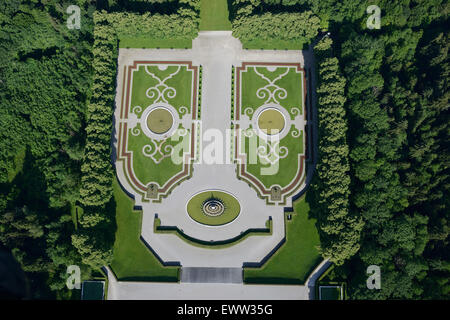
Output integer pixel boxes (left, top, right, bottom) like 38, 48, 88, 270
108, 0, 319, 285
234, 63, 307, 204
1, 0, 446, 300
117, 62, 199, 201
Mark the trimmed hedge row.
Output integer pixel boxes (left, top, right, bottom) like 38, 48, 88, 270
230, 1, 321, 48
312, 37, 363, 264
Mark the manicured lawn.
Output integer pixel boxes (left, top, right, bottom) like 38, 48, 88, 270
244, 127, 304, 188
241, 66, 303, 114
110, 179, 179, 281
130, 64, 193, 114
199, 0, 232, 31
187, 191, 240, 226
258, 109, 285, 133
119, 37, 192, 49
126, 63, 194, 187
127, 126, 187, 187
243, 195, 322, 284
147, 108, 174, 134
238, 65, 305, 188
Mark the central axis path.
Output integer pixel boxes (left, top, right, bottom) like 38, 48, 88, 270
192, 31, 240, 184
115, 31, 306, 267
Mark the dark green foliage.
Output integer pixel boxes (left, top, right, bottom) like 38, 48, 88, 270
312, 37, 363, 264
229, 1, 321, 47
232, 11, 320, 45
78, 11, 116, 208
0, 0, 200, 299
0, 0, 96, 298
326, 2, 449, 300
232, 0, 449, 299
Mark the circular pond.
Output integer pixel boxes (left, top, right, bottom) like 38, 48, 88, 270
187, 190, 241, 226
257, 108, 285, 135
146, 107, 174, 134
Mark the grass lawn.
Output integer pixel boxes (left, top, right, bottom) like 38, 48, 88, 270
239, 65, 305, 189
200, 0, 232, 31
147, 108, 174, 134
130, 65, 193, 115
110, 179, 179, 281
127, 126, 187, 187
155, 217, 272, 249
126, 63, 194, 187
243, 195, 322, 284
187, 191, 240, 226
244, 127, 303, 188
119, 37, 192, 49
258, 109, 285, 133
241, 66, 303, 114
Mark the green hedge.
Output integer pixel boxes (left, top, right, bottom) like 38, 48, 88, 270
232, 11, 320, 49
311, 37, 363, 264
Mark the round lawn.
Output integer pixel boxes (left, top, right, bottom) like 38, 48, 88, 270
187, 190, 240, 226
147, 107, 174, 134
258, 108, 285, 135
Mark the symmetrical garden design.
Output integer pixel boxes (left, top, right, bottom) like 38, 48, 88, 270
117, 61, 200, 202
233, 62, 307, 205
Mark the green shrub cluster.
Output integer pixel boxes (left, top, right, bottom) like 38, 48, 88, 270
73, 12, 117, 270
198, 66, 202, 119
231, 66, 235, 120
230, 1, 320, 47
0, 0, 99, 298
110, 11, 199, 41
232, 11, 320, 45
79, 12, 116, 209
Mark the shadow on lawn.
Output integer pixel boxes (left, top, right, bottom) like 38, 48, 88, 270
117, 276, 179, 282
244, 255, 323, 286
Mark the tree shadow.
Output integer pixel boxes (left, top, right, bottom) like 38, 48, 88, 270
111, 0, 180, 14
6, 147, 49, 213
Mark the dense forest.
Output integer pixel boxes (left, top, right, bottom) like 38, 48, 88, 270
0, 0, 98, 298
0, 0, 200, 299
0, 0, 448, 299
229, 0, 449, 299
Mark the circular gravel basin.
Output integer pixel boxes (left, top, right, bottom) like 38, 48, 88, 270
187, 191, 240, 226
257, 108, 285, 135
147, 107, 174, 134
